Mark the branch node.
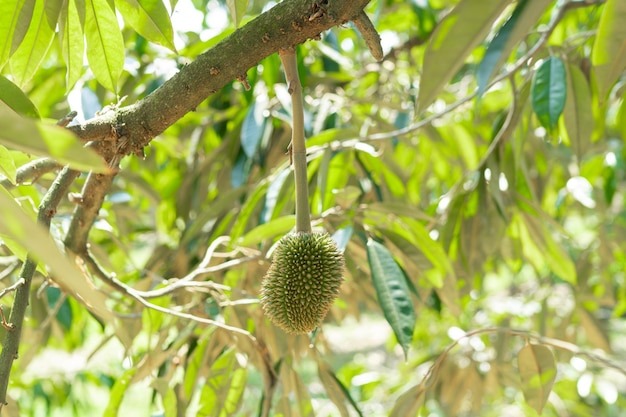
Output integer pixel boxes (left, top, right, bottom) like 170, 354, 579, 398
237, 74, 251, 91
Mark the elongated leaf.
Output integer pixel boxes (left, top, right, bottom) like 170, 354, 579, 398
239, 215, 295, 247
592, 0, 626, 103
366, 239, 416, 358
9, 0, 60, 86
0, 74, 39, 118
0, 144, 17, 184
389, 384, 426, 417
116, 0, 176, 51
418, 0, 512, 110
562, 63, 592, 161
531, 56, 566, 132
59, 0, 85, 91
318, 360, 363, 417
84, 0, 124, 92
0, 187, 115, 322
0, 0, 35, 68
518, 343, 556, 414
520, 211, 576, 283
102, 368, 137, 417
241, 100, 266, 158
226, 0, 249, 28
477, 0, 552, 96
0, 106, 109, 172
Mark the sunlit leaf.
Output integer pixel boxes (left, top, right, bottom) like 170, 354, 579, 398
59, 0, 85, 91
367, 238, 416, 358
389, 384, 426, 417
102, 368, 137, 417
477, 0, 552, 96
239, 215, 295, 247
318, 360, 363, 417
9, 0, 60, 86
0, 144, 17, 184
592, 0, 626, 103
562, 63, 592, 161
84, 0, 124, 92
418, 0, 511, 110
0, 74, 39, 118
0, 187, 115, 322
518, 343, 556, 414
0, 106, 109, 172
531, 56, 566, 132
226, 0, 249, 28
0, 0, 35, 68
116, 0, 176, 52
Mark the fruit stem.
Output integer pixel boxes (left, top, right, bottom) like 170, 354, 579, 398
279, 48, 311, 234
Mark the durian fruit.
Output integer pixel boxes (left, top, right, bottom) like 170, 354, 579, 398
260, 232, 344, 334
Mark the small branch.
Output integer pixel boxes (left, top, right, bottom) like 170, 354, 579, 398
0, 158, 60, 190
63, 172, 116, 253
0, 166, 79, 410
279, 48, 312, 233
0, 279, 25, 300
352, 11, 383, 61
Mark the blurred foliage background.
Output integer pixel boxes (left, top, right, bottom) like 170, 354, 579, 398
0, 0, 626, 416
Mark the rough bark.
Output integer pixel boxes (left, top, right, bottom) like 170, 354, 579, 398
69, 0, 372, 161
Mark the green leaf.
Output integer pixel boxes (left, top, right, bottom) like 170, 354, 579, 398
116, 0, 176, 52
59, 0, 85, 91
84, 0, 124, 92
226, 0, 249, 28
102, 368, 137, 417
0, 0, 35, 68
366, 238, 416, 358
317, 360, 363, 417
418, 0, 511, 110
562, 63, 592, 161
476, 0, 552, 96
198, 349, 247, 416
389, 384, 425, 417
238, 215, 295, 247
0, 186, 115, 322
241, 100, 266, 158
592, 0, 626, 103
9, 0, 60, 86
0, 144, 17, 184
0, 106, 109, 172
531, 56, 566, 132
517, 343, 556, 414
0, 74, 39, 118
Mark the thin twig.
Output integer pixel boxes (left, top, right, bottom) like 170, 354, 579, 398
0, 167, 79, 409
0, 279, 25, 300
308, 0, 591, 154
414, 327, 626, 399
0, 158, 60, 190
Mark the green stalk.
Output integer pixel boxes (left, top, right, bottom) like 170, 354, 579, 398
279, 48, 311, 234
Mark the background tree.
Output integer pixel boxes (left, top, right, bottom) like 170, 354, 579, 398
0, 0, 625, 416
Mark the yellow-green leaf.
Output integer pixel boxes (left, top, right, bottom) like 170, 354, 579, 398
0, 186, 115, 322
562, 63, 592, 161
116, 0, 176, 52
518, 343, 556, 414
59, 0, 85, 91
389, 384, 426, 417
0, 0, 35, 68
226, 0, 249, 28
418, 0, 512, 110
84, 0, 124, 92
0, 144, 17, 184
0, 74, 39, 118
0, 106, 109, 172
592, 0, 626, 103
9, 0, 60, 86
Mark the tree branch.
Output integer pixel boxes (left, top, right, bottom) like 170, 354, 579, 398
67, 0, 372, 156
0, 166, 79, 409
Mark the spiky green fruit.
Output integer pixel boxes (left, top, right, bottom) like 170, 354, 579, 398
260, 232, 344, 334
